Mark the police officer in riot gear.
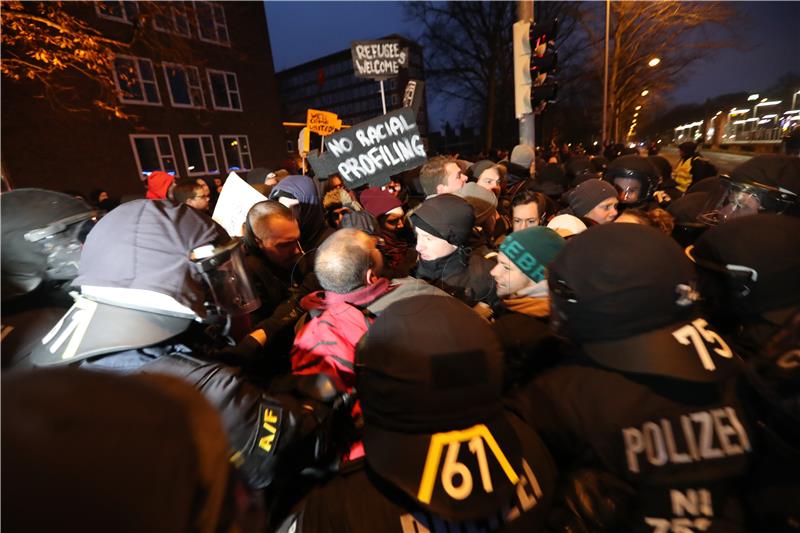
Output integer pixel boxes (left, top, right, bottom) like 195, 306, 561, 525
1, 188, 99, 369
514, 223, 757, 532
698, 154, 800, 225
691, 214, 800, 530
277, 296, 557, 532
30, 199, 350, 492
604, 154, 665, 209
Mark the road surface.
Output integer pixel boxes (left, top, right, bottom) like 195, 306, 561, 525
658, 146, 751, 175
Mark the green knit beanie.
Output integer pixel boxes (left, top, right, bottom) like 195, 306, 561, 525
499, 227, 565, 282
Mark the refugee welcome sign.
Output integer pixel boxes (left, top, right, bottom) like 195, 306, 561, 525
351, 39, 409, 80
307, 108, 426, 189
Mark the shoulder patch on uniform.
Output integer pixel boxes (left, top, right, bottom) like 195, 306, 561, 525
256, 404, 282, 455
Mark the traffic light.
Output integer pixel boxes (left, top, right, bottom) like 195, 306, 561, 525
530, 19, 558, 111
513, 18, 558, 118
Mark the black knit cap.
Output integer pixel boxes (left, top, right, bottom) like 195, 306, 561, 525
548, 223, 697, 342
410, 193, 474, 246
356, 295, 548, 521
692, 213, 800, 316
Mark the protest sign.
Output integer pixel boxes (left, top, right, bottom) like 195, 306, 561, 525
351, 39, 409, 80
307, 107, 427, 189
403, 79, 424, 117
307, 109, 342, 136
212, 172, 267, 236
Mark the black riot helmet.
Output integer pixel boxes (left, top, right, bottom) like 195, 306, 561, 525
1, 189, 99, 301
547, 224, 739, 382
698, 155, 800, 225
603, 154, 662, 206
31, 200, 260, 367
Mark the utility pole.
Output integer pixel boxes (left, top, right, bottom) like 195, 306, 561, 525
602, 0, 610, 146
518, 0, 535, 160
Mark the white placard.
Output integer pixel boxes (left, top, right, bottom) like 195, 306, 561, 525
212, 172, 267, 237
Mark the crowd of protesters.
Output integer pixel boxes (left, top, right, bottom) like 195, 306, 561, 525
2, 136, 799, 532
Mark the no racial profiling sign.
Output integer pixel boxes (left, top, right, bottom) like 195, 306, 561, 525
351, 39, 409, 80
307, 107, 427, 189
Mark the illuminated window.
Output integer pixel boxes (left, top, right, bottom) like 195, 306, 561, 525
113, 55, 161, 105
180, 135, 219, 175
220, 135, 252, 171
163, 63, 205, 108
130, 135, 178, 179
207, 69, 241, 111
194, 1, 229, 45
96, 1, 139, 24
154, 5, 191, 37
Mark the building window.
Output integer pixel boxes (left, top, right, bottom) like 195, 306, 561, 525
220, 135, 252, 171
207, 69, 241, 111
391, 94, 399, 106
163, 63, 205, 108
154, 5, 191, 37
113, 55, 161, 105
96, 1, 139, 24
180, 135, 219, 176
194, 1, 229, 45
130, 135, 178, 179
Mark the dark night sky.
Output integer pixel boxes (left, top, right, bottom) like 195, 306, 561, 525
265, 1, 800, 129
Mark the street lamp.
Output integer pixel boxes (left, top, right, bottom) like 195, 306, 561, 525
747, 94, 760, 101
635, 105, 642, 111
633, 112, 639, 118
641, 89, 649, 97
647, 57, 661, 67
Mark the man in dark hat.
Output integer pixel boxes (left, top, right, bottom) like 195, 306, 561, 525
562, 179, 619, 225
515, 223, 757, 531
276, 296, 557, 532
410, 194, 497, 307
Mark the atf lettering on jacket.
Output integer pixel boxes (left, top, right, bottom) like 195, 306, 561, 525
622, 406, 751, 474
257, 404, 281, 454
399, 459, 544, 533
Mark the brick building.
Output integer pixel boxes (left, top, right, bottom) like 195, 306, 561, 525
1, 1, 286, 198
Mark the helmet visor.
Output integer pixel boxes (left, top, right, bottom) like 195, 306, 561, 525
613, 177, 642, 204
698, 176, 796, 225
191, 238, 261, 316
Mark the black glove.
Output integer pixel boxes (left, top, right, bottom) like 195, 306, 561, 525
548, 468, 636, 532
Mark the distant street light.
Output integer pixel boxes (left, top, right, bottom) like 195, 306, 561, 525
635, 105, 642, 111
647, 57, 661, 67
747, 94, 759, 101
641, 90, 649, 96
633, 112, 639, 117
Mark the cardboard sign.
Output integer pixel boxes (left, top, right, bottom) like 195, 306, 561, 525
307, 107, 426, 189
403, 79, 424, 117
307, 109, 342, 136
351, 39, 409, 80
212, 172, 267, 237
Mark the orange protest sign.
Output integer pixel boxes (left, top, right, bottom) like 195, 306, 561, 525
307, 109, 342, 136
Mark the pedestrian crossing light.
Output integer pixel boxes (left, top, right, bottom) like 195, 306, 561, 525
513, 18, 558, 118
